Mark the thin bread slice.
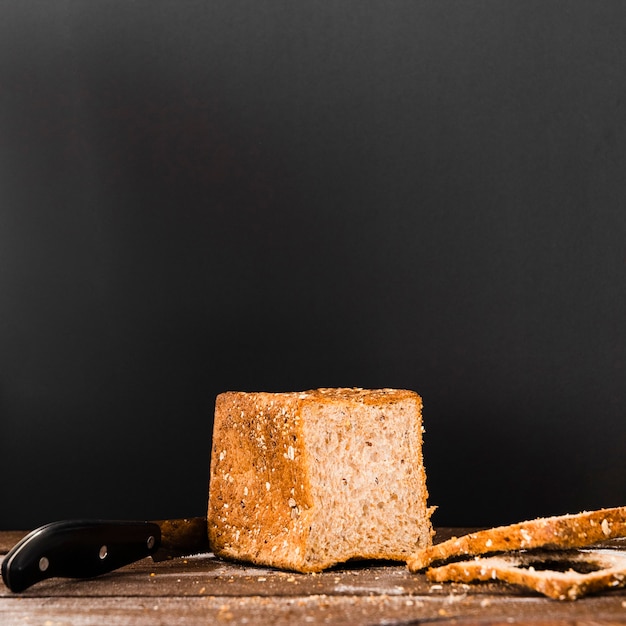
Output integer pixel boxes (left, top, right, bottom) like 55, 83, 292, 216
426, 548, 626, 600
407, 506, 626, 571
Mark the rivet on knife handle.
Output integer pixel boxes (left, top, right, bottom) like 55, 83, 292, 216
1, 520, 161, 592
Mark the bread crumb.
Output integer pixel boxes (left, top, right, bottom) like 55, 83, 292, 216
217, 604, 234, 621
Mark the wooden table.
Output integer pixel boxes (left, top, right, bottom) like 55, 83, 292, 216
2, 529, 626, 625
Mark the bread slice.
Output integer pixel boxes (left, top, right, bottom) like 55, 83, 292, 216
208, 388, 433, 572
407, 506, 626, 572
426, 548, 626, 600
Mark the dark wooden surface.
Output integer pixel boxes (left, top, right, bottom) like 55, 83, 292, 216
2, 529, 626, 625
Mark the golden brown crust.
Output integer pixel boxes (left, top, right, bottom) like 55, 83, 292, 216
307, 387, 420, 404
208, 388, 432, 572
407, 507, 626, 572
426, 549, 626, 600
208, 391, 314, 570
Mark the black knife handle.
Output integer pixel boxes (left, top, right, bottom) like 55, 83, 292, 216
1, 520, 161, 592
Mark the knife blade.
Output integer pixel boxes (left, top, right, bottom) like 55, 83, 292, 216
1, 517, 210, 592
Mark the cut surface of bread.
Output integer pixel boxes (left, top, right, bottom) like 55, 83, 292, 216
407, 506, 626, 572
426, 548, 626, 600
208, 388, 433, 572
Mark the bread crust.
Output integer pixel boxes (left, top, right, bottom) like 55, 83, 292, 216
208, 388, 432, 572
407, 506, 626, 572
208, 391, 312, 570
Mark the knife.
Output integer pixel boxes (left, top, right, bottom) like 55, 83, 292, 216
1, 517, 210, 592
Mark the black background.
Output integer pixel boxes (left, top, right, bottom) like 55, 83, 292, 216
1, 1, 625, 529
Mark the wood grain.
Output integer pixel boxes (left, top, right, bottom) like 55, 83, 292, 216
2, 529, 626, 625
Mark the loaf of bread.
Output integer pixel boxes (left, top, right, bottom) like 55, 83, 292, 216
208, 388, 433, 572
